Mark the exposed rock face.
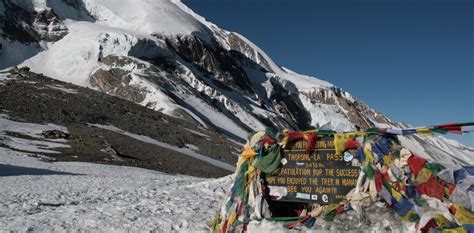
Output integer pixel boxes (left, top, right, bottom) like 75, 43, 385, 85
1, 1, 38, 43
61, 0, 82, 8
0, 1, 70, 69
100, 55, 146, 69
89, 31, 398, 137
90, 55, 148, 103
33, 8, 68, 42
164, 35, 255, 95
1, 3, 67, 43
227, 32, 273, 73
90, 68, 147, 103
41, 129, 70, 139
268, 77, 313, 130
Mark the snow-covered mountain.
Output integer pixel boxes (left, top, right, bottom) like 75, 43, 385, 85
1, 0, 472, 165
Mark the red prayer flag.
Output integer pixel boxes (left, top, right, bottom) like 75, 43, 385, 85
344, 139, 360, 150
288, 131, 304, 142
439, 125, 463, 134
408, 154, 427, 176
420, 219, 437, 233
416, 175, 443, 200
336, 206, 346, 215
434, 123, 459, 128
375, 172, 383, 192
304, 132, 317, 154
262, 135, 276, 145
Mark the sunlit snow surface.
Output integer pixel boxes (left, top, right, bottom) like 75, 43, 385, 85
0, 149, 231, 232
0, 148, 419, 232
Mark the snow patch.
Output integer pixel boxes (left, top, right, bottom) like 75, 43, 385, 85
132, 74, 180, 115
0, 114, 69, 153
1, 137, 67, 154
342, 90, 355, 103
177, 65, 266, 132
185, 144, 199, 151
46, 84, 78, 94
0, 72, 13, 84
0, 114, 68, 140
299, 93, 355, 132
184, 128, 210, 138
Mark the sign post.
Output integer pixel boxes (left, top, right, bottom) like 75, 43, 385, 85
266, 137, 360, 204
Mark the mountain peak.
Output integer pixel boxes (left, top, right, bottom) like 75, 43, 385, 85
1, 0, 472, 165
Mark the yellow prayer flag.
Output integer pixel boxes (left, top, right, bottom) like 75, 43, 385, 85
442, 227, 467, 233
415, 168, 432, 185
401, 210, 417, 222
228, 211, 237, 225
433, 214, 451, 228
391, 188, 403, 201
364, 144, 375, 163
324, 204, 341, 213
334, 133, 358, 155
416, 128, 433, 136
241, 147, 257, 159
383, 155, 393, 166
453, 204, 474, 224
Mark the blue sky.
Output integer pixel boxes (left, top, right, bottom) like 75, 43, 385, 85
183, 0, 474, 146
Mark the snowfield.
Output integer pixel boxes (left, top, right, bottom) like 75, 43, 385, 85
0, 149, 418, 232
0, 149, 231, 232
1, 148, 417, 232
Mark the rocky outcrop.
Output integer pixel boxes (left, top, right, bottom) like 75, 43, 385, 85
33, 8, 68, 42
164, 35, 255, 95
301, 87, 393, 130
1, 3, 68, 43
268, 77, 313, 130
227, 32, 273, 73
90, 68, 147, 103
1, 1, 37, 43
41, 129, 70, 139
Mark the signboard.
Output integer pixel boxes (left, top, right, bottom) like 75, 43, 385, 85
266, 136, 360, 204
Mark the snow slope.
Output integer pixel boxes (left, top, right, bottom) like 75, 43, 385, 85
85, 0, 213, 40
15, 0, 344, 135
22, 21, 155, 87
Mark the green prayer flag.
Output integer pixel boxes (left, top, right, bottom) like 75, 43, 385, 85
254, 144, 283, 174
424, 163, 445, 176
